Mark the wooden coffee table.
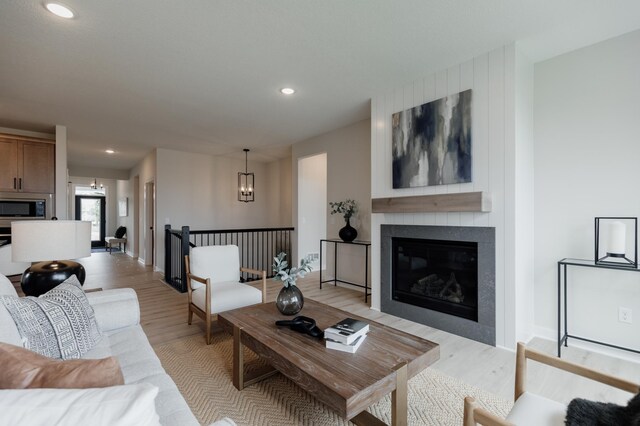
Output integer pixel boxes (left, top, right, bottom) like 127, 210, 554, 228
218, 299, 439, 425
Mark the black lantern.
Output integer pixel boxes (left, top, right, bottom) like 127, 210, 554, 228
238, 148, 254, 202
594, 217, 638, 268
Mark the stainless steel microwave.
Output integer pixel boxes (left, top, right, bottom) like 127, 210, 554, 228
0, 193, 53, 226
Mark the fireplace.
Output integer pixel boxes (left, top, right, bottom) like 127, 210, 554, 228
392, 238, 478, 321
381, 225, 495, 346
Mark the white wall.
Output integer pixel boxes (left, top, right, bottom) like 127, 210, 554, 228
265, 157, 293, 227
291, 119, 371, 284
69, 166, 129, 180
514, 47, 536, 343
371, 44, 534, 348
129, 150, 156, 264
534, 30, 640, 352
55, 125, 68, 219
298, 153, 327, 270
154, 148, 292, 271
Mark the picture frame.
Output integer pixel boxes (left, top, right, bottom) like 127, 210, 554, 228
392, 89, 472, 188
118, 197, 128, 217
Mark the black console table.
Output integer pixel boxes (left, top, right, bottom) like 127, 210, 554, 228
320, 239, 371, 303
557, 258, 640, 357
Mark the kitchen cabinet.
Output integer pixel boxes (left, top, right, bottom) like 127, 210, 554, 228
0, 135, 55, 194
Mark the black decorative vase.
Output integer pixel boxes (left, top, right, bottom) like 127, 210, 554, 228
338, 218, 358, 242
276, 285, 304, 316
21, 261, 86, 297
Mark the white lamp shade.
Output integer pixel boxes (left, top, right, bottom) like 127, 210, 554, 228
607, 221, 626, 255
11, 220, 91, 262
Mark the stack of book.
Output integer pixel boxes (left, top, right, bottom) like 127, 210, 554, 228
324, 318, 369, 353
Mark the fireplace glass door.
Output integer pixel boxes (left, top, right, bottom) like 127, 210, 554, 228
392, 237, 478, 321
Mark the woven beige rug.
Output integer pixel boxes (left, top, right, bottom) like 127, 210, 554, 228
155, 333, 512, 425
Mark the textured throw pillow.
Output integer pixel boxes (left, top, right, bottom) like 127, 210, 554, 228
565, 393, 640, 426
0, 342, 123, 389
0, 275, 103, 359
0, 384, 161, 426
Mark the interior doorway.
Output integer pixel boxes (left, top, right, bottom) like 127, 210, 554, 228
143, 181, 155, 267
133, 175, 140, 258
75, 195, 106, 247
297, 153, 327, 271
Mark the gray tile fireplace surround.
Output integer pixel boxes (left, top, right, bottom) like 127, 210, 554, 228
381, 224, 496, 346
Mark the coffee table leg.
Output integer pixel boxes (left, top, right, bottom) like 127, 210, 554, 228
351, 362, 408, 426
233, 325, 244, 390
391, 363, 408, 426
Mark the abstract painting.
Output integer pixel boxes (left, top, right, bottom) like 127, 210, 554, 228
392, 89, 472, 188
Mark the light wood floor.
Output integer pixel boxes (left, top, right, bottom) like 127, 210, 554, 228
80, 252, 639, 406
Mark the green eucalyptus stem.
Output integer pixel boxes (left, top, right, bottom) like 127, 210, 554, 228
272, 252, 313, 288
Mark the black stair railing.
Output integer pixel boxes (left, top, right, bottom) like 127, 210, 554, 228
164, 225, 294, 292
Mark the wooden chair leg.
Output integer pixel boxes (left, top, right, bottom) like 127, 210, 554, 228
187, 305, 193, 325
206, 315, 212, 345
464, 397, 478, 426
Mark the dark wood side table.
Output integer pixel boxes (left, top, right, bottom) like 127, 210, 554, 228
320, 239, 371, 303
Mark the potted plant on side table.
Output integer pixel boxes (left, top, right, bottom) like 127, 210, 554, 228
329, 199, 359, 242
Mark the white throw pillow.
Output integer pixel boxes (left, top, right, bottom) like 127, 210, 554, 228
0, 275, 103, 359
0, 383, 161, 426
0, 272, 18, 297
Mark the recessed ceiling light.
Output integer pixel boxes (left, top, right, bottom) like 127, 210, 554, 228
280, 88, 296, 95
45, 3, 75, 19
105, 149, 115, 154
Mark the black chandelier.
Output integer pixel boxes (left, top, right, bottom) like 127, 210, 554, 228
238, 149, 254, 202
90, 178, 103, 190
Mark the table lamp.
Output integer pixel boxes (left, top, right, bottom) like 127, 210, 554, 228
594, 217, 638, 268
11, 220, 91, 296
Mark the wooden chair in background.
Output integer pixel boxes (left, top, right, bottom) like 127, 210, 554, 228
185, 245, 266, 344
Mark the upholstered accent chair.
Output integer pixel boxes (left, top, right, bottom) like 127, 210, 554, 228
463, 342, 640, 426
185, 245, 266, 344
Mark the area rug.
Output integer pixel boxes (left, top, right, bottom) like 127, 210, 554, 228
154, 333, 512, 425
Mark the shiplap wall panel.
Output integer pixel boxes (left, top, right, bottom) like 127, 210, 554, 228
488, 47, 507, 344
460, 59, 476, 227
370, 45, 515, 347
503, 46, 517, 345
472, 54, 490, 227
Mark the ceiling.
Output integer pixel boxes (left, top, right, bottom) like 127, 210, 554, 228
1, 1, 639, 170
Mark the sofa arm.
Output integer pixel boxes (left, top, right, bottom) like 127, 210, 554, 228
86, 289, 140, 332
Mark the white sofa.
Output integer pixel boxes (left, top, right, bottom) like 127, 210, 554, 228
0, 275, 232, 426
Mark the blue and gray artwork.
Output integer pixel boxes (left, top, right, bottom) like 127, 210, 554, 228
392, 89, 472, 188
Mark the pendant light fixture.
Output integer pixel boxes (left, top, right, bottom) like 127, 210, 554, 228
238, 149, 255, 202
90, 178, 103, 190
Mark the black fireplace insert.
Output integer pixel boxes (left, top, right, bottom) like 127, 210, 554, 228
391, 237, 478, 321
